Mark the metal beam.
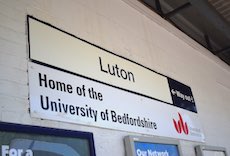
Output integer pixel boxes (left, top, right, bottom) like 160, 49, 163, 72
155, 0, 164, 16
188, 0, 230, 40
164, 2, 191, 19
214, 46, 230, 55
204, 34, 213, 51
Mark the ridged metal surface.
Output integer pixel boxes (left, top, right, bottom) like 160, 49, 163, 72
209, 0, 230, 23
142, 0, 230, 66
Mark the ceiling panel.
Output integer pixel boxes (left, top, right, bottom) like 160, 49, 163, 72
141, 0, 230, 66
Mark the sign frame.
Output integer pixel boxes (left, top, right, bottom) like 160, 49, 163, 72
195, 145, 228, 156
124, 135, 183, 156
26, 15, 205, 142
27, 15, 197, 113
0, 122, 96, 156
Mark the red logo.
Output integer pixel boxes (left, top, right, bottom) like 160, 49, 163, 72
173, 113, 189, 135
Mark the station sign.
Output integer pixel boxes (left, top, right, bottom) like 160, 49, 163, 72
28, 16, 204, 142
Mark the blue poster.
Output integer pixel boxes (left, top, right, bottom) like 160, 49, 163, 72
134, 142, 180, 156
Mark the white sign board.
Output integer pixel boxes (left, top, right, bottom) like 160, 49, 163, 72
29, 62, 204, 142
28, 16, 172, 104
28, 16, 204, 142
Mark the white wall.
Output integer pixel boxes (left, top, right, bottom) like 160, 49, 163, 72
0, 0, 230, 156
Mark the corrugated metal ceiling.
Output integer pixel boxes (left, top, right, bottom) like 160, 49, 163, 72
141, 0, 230, 66
209, 0, 230, 23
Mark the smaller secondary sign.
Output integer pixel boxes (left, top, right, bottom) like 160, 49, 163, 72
0, 122, 96, 156
134, 142, 179, 156
168, 78, 197, 112
29, 62, 205, 142
124, 136, 182, 156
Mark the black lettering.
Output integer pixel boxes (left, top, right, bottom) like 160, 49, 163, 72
39, 73, 47, 87
153, 122, 157, 129
38, 73, 73, 93
99, 57, 108, 73
80, 107, 86, 116
40, 95, 49, 110
99, 57, 135, 82
50, 101, 57, 111
115, 64, 120, 77
120, 69, 127, 79
88, 87, 103, 101
111, 110, 117, 122
69, 105, 75, 114
117, 115, 122, 123
62, 103, 68, 113
49, 80, 55, 89
108, 64, 115, 76
127, 71, 135, 82
98, 92, 103, 101
56, 81, 67, 92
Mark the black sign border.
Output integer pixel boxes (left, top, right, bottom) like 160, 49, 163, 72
27, 15, 197, 113
0, 121, 96, 156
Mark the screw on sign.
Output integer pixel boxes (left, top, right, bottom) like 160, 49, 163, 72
173, 113, 189, 135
